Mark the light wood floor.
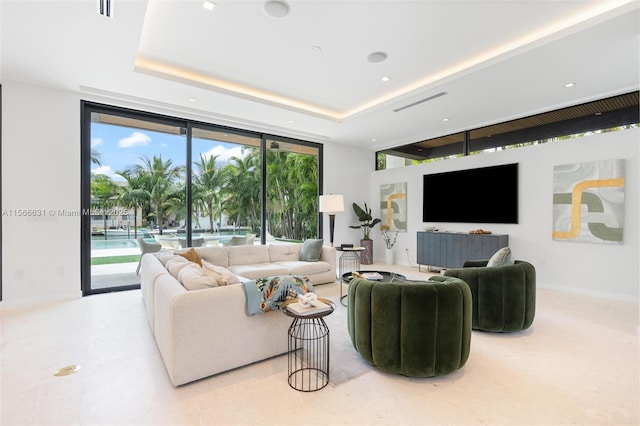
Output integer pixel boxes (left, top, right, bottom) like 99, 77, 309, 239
1, 263, 638, 425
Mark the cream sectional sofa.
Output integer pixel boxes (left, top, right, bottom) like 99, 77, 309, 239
140, 243, 336, 386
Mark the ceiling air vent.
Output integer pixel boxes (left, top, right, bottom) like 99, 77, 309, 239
98, 0, 112, 18
394, 92, 447, 113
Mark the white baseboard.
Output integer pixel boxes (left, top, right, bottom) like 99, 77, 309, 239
0, 291, 82, 310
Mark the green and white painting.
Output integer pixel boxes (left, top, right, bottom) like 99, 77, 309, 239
552, 159, 624, 244
380, 182, 407, 232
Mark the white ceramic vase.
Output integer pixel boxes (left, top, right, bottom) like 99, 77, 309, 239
385, 248, 394, 265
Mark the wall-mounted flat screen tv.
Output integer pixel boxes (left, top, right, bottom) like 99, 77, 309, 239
423, 163, 518, 224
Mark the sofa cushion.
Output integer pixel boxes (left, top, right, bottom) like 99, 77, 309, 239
269, 243, 302, 262
487, 247, 514, 267
227, 263, 289, 280
202, 261, 241, 286
165, 256, 191, 280
175, 247, 203, 267
300, 239, 324, 261
178, 263, 218, 290
227, 245, 270, 266
155, 250, 176, 265
195, 246, 229, 267
276, 261, 330, 275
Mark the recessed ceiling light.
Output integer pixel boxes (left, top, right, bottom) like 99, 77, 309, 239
381, 76, 391, 82
264, 0, 290, 19
188, 97, 198, 102
288, 120, 294, 124
371, 138, 377, 142
564, 82, 575, 88
367, 51, 388, 63
443, 118, 449, 122
202, 1, 216, 11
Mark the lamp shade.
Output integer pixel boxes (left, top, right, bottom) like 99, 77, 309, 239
319, 194, 344, 214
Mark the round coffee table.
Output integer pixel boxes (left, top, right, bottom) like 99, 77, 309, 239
340, 270, 407, 306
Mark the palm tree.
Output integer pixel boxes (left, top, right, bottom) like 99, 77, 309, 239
90, 174, 121, 240
116, 168, 151, 239
134, 155, 183, 235
264, 150, 318, 240
223, 150, 260, 232
285, 153, 318, 239
192, 154, 224, 233
90, 149, 102, 166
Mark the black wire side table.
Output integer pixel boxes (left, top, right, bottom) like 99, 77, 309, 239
336, 247, 366, 305
281, 298, 335, 392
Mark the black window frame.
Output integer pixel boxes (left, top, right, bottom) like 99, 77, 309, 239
81, 101, 324, 296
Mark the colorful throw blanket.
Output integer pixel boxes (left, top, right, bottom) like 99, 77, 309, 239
242, 275, 315, 316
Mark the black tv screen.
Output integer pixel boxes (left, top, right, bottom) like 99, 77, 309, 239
422, 163, 518, 224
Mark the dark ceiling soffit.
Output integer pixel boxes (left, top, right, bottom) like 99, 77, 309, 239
469, 105, 639, 152
382, 91, 639, 161
382, 142, 464, 161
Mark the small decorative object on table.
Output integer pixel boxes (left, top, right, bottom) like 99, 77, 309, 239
285, 293, 333, 316
469, 229, 492, 234
360, 272, 384, 280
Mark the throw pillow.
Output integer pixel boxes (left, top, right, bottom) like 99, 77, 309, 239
201, 261, 241, 285
487, 247, 514, 267
155, 250, 175, 265
175, 247, 203, 267
300, 239, 324, 262
165, 256, 191, 280
178, 263, 218, 290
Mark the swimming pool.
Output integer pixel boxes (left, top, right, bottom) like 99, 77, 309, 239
91, 232, 244, 250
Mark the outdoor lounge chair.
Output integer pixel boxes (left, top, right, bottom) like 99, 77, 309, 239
136, 237, 162, 275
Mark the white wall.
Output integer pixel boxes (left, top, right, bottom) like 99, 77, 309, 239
368, 129, 639, 302
2, 80, 638, 304
2, 81, 82, 303
320, 142, 375, 246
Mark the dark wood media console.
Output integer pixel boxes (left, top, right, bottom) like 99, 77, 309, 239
417, 231, 509, 271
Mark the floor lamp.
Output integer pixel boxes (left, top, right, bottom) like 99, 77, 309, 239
319, 194, 344, 247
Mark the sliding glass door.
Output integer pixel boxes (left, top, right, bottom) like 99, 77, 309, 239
84, 108, 186, 294
191, 127, 261, 246
81, 102, 323, 295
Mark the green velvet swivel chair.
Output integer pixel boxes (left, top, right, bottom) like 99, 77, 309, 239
347, 276, 472, 377
444, 260, 536, 332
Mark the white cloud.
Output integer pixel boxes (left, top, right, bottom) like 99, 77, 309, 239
118, 131, 151, 148
91, 165, 124, 182
200, 145, 248, 164
92, 165, 114, 176
91, 137, 103, 147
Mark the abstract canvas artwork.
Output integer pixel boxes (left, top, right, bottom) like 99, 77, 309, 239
380, 182, 407, 232
552, 159, 625, 244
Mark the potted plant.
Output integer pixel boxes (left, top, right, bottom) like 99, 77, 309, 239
349, 202, 381, 264
380, 226, 398, 265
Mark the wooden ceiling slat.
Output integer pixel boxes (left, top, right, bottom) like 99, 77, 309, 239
413, 92, 639, 148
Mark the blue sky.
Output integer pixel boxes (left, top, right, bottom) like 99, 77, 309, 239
90, 123, 248, 182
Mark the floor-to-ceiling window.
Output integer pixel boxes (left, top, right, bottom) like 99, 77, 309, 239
83, 107, 186, 295
264, 137, 321, 242
81, 102, 323, 295
191, 126, 262, 245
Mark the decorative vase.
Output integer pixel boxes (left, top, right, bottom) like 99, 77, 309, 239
360, 239, 373, 265
385, 248, 394, 265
